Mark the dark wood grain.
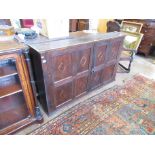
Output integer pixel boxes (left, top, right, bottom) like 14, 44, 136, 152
74, 75, 88, 97
102, 64, 116, 82
53, 53, 73, 81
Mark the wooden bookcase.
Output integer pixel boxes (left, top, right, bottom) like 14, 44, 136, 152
0, 41, 42, 134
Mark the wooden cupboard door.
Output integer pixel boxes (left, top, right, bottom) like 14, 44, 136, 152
93, 41, 108, 67
74, 45, 92, 97
111, 41, 120, 60
107, 38, 123, 62
90, 41, 109, 89
74, 73, 90, 97
52, 53, 73, 82
48, 43, 93, 108
102, 64, 116, 83
77, 48, 91, 73
90, 70, 103, 89
47, 52, 74, 109
74, 75, 89, 97
53, 81, 73, 107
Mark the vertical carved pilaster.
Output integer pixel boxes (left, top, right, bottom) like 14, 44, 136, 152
23, 47, 43, 122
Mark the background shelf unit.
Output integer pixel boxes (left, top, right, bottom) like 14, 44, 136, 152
0, 75, 22, 99
0, 66, 17, 78
0, 93, 29, 130
0, 41, 42, 134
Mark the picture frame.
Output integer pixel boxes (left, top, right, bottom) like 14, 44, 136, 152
122, 31, 144, 50
121, 21, 143, 33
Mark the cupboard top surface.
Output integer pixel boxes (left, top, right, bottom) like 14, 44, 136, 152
0, 40, 26, 54
28, 31, 125, 53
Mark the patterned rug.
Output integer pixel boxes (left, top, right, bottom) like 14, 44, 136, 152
30, 74, 155, 135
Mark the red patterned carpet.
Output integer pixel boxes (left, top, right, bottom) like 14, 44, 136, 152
30, 74, 155, 135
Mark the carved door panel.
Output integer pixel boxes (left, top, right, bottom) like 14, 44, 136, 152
90, 70, 103, 89
48, 51, 75, 108
107, 38, 123, 62
102, 64, 116, 83
94, 42, 108, 67
47, 43, 93, 108
74, 75, 89, 97
77, 48, 91, 73
90, 40, 109, 89
53, 81, 73, 107
52, 53, 73, 82
74, 47, 92, 97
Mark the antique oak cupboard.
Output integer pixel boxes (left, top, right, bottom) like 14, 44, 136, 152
28, 32, 125, 115
0, 40, 42, 134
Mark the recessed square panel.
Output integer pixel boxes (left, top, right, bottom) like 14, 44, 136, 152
102, 65, 115, 82
53, 53, 73, 81
54, 82, 73, 107
108, 41, 121, 61
75, 76, 88, 96
90, 70, 102, 89
94, 45, 107, 66
77, 48, 91, 73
